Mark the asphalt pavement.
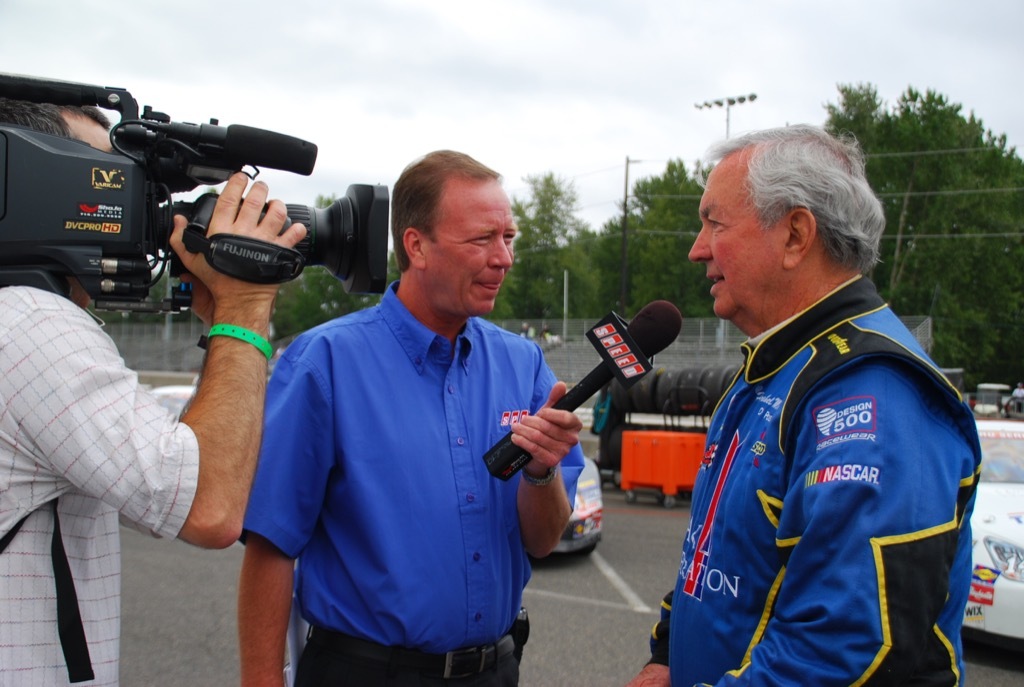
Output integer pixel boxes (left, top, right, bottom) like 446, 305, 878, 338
121, 486, 1024, 686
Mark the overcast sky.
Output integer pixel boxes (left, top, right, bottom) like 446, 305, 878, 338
2, 0, 1021, 231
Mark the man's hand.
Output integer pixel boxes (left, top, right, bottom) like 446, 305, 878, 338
514, 381, 581, 556
510, 381, 582, 477
169, 172, 306, 326
624, 663, 671, 687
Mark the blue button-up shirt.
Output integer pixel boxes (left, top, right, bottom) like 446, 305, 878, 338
244, 283, 584, 652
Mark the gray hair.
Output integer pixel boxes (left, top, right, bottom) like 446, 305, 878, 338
698, 124, 885, 273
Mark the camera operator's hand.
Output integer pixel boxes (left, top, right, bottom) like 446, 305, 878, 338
169, 172, 307, 327
167, 173, 306, 549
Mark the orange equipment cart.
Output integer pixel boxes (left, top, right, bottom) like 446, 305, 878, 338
620, 430, 705, 508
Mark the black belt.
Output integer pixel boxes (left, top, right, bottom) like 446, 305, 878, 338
307, 627, 516, 679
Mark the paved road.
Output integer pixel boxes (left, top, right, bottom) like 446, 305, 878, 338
121, 487, 1024, 686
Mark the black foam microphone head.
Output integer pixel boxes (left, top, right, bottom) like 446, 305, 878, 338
224, 124, 318, 176
627, 300, 683, 357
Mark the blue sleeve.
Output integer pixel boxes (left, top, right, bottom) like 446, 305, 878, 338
242, 346, 335, 558
716, 360, 976, 685
650, 590, 673, 665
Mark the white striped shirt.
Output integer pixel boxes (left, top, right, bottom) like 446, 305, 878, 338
0, 286, 199, 686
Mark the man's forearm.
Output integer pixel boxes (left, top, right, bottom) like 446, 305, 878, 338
178, 306, 272, 548
166, 173, 302, 549
517, 470, 571, 557
239, 534, 295, 687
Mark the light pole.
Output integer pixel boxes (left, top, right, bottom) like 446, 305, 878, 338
695, 93, 757, 352
694, 93, 757, 138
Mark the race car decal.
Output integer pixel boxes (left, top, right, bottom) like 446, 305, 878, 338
963, 603, 985, 626
969, 566, 1001, 606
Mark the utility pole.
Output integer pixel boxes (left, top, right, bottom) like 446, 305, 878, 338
619, 156, 641, 315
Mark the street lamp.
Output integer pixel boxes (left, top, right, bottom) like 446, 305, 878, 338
694, 93, 757, 138
694, 93, 757, 352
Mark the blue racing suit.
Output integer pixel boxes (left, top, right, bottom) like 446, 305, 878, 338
652, 277, 981, 686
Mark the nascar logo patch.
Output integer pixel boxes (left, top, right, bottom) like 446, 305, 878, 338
804, 463, 880, 488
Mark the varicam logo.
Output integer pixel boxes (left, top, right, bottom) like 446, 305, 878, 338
813, 395, 877, 450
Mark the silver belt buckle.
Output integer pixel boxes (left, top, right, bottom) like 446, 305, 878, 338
442, 646, 487, 679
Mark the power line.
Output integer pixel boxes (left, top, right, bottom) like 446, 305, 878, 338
520, 145, 1021, 229
865, 147, 996, 158
624, 229, 1024, 241
876, 187, 1024, 198
631, 187, 1024, 202
513, 227, 1024, 251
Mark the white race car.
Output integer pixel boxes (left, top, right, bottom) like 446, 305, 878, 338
552, 457, 603, 555
149, 384, 196, 419
962, 418, 1024, 651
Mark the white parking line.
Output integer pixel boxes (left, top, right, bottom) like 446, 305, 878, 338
523, 587, 641, 613
590, 551, 653, 613
524, 552, 654, 614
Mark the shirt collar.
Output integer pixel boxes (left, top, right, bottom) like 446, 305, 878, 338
741, 276, 888, 380
379, 281, 476, 374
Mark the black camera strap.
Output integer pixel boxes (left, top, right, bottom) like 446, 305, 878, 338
1, 499, 94, 683
182, 228, 305, 284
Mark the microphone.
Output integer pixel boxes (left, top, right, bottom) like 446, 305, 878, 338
223, 125, 318, 176
149, 121, 318, 176
483, 300, 683, 480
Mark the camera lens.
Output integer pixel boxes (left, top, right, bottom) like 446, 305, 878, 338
284, 184, 389, 294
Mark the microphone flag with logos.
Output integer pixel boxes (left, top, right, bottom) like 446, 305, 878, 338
483, 300, 682, 480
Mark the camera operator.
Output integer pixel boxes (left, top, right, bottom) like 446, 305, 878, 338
0, 97, 307, 686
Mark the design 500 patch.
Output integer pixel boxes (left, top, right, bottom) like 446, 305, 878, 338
813, 395, 877, 449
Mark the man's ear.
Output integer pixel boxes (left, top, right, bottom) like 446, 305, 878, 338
403, 227, 426, 269
782, 207, 817, 269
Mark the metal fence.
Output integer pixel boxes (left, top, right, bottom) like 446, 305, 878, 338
106, 314, 933, 386
500, 316, 933, 386
104, 317, 209, 374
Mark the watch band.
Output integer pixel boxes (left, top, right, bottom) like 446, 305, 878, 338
521, 464, 559, 486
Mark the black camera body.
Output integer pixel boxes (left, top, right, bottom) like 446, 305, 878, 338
0, 73, 389, 312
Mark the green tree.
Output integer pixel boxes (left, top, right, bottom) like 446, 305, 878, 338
499, 173, 601, 321
826, 84, 1024, 386
627, 159, 709, 319
588, 159, 711, 320
271, 193, 395, 341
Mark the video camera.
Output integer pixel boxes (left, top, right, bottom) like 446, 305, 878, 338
0, 73, 389, 312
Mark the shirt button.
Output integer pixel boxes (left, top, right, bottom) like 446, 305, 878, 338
448, 385, 455, 394
466, 493, 475, 503
457, 437, 465, 446
475, 612, 482, 622
473, 552, 481, 561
